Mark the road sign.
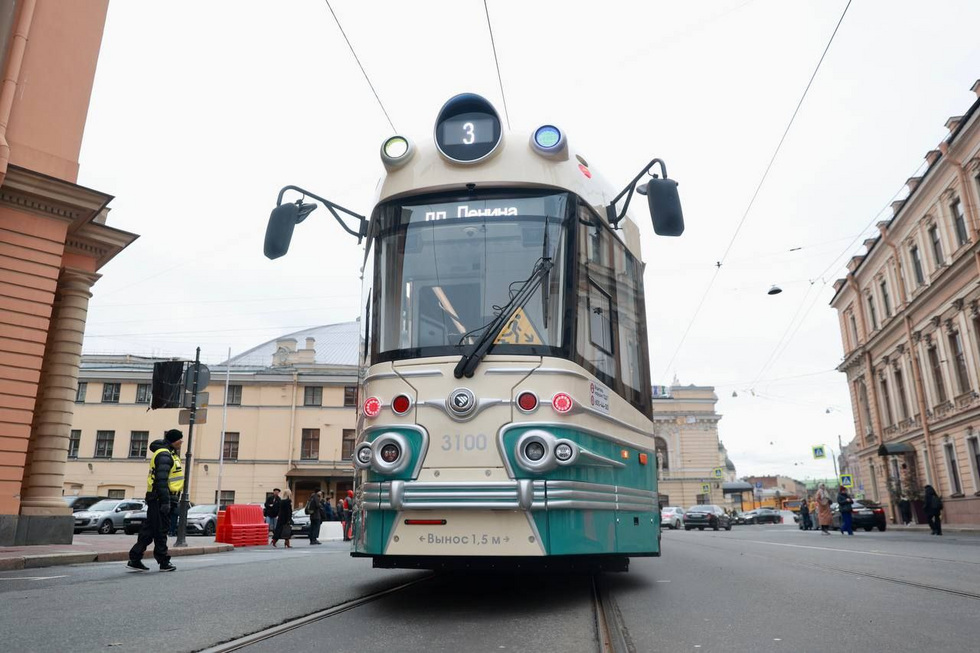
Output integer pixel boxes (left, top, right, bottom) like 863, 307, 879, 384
712, 467, 723, 479
178, 409, 207, 425
183, 391, 209, 409
183, 364, 211, 392
701, 483, 711, 494
812, 445, 826, 459
755, 481, 763, 489
839, 474, 853, 488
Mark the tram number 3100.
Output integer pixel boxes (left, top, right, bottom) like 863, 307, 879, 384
440, 433, 488, 451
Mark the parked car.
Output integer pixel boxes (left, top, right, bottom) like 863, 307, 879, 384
732, 510, 752, 525
684, 505, 731, 531
661, 506, 685, 530
831, 501, 887, 532
124, 502, 197, 535
184, 504, 219, 536
743, 508, 783, 524
74, 499, 145, 534
63, 495, 109, 513
290, 508, 310, 536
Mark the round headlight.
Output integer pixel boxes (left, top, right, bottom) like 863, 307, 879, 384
384, 136, 409, 159
524, 441, 546, 461
555, 442, 573, 462
534, 125, 561, 149
356, 447, 372, 465
380, 443, 400, 464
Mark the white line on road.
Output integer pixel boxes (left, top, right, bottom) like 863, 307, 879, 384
0, 575, 68, 581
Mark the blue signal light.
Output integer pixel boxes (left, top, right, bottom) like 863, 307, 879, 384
534, 125, 562, 149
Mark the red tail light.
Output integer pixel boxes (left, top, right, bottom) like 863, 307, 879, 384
552, 392, 573, 414
517, 392, 538, 413
391, 394, 411, 415
363, 396, 382, 418
404, 519, 447, 526
873, 509, 884, 514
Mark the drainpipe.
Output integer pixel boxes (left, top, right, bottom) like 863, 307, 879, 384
0, 0, 35, 187
848, 272, 880, 449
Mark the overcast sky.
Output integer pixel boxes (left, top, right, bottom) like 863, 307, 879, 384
76, 0, 980, 481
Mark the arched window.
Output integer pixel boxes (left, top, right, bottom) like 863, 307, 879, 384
654, 437, 669, 471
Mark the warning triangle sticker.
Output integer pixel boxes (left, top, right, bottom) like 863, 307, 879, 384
493, 307, 543, 345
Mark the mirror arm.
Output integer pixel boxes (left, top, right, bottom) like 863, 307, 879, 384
276, 184, 368, 243
605, 158, 669, 228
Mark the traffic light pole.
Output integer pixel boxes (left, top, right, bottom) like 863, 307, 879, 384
174, 347, 201, 548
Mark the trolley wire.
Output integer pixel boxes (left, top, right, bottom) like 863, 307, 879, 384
324, 0, 396, 133
483, 0, 511, 130
660, 0, 852, 383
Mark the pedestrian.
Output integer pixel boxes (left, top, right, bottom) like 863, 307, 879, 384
837, 485, 854, 536
924, 484, 943, 535
815, 483, 833, 535
799, 498, 812, 531
320, 491, 335, 522
307, 490, 323, 545
343, 490, 355, 541
264, 488, 281, 534
898, 494, 913, 526
271, 489, 293, 547
127, 429, 184, 572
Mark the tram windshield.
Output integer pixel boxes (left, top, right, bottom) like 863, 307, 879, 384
372, 192, 570, 363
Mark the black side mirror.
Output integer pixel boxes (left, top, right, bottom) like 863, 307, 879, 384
264, 203, 299, 259
644, 177, 684, 237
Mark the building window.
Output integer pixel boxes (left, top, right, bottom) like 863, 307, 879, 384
107, 489, 126, 500
135, 383, 151, 404
226, 385, 242, 406
304, 386, 322, 407
951, 198, 969, 247
848, 314, 859, 347
223, 432, 240, 461
344, 385, 358, 408
866, 296, 878, 331
928, 225, 944, 267
342, 429, 356, 459
967, 435, 980, 493
948, 331, 971, 395
94, 431, 114, 458
301, 429, 319, 460
868, 462, 879, 502
215, 490, 235, 509
910, 245, 925, 286
857, 380, 873, 436
879, 377, 893, 427
880, 281, 892, 318
928, 346, 948, 404
101, 383, 120, 403
129, 431, 149, 458
68, 430, 81, 459
894, 368, 909, 421
75, 382, 87, 403
944, 441, 963, 495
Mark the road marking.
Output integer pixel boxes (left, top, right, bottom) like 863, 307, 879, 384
0, 575, 68, 581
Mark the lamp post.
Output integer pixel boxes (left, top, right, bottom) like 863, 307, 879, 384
174, 348, 201, 548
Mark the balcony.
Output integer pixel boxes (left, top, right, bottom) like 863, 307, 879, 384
933, 400, 955, 420
954, 391, 979, 410
883, 424, 899, 437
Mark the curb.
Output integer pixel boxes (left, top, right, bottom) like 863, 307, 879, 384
0, 543, 235, 571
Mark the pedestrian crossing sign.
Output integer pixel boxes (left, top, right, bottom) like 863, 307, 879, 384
812, 445, 826, 459
701, 483, 711, 494
493, 307, 542, 345
839, 474, 853, 488
712, 467, 723, 479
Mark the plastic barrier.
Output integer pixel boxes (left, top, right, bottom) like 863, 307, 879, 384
214, 504, 268, 547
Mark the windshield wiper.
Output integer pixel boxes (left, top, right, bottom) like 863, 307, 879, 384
453, 258, 554, 379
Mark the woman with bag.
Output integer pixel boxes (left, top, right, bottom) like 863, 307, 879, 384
815, 483, 833, 535
272, 488, 293, 548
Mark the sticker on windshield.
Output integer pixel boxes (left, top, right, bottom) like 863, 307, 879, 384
493, 308, 542, 345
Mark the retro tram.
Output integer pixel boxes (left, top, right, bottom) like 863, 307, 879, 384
264, 94, 684, 571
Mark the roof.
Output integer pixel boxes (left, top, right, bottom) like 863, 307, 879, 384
223, 322, 360, 368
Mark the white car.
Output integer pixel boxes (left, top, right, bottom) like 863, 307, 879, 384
661, 506, 685, 529
73, 499, 145, 534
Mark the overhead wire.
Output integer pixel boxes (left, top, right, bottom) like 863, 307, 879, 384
660, 0, 853, 383
483, 0, 511, 129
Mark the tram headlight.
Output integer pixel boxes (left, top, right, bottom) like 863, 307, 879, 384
555, 442, 574, 462
380, 443, 401, 464
369, 432, 412, 475
524, 441, 546, 462
356, 446, 372, 466
530, 124, 567, 158
381, 135, 416, 170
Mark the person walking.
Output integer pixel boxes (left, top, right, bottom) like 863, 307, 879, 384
924, 484, 943, 535
799, 498, 812, 531
837, 485, 854, 535
308, 491, 323, 545
271, 489, 293, 547
264, 488, 281, 534
898, 494, 913, 526
815, 483, 833, 535
128, 429, 184, 572
343, 490, 354, 541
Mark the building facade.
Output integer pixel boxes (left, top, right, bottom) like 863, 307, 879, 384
66, 324, 359, 510
651, 385, 738, 509
0, 1, 137, 545
831, 80, 980, 526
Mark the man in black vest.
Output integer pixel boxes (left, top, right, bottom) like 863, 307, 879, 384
264, 488, 281, 533
127, 429, 183, 572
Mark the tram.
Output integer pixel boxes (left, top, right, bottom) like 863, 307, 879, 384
264, 94, 684, 571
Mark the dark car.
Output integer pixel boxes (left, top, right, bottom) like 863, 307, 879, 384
63, 495, 109, 513
124, 502, 195, 535
831, 501, 887, 532
744, 507, 783, 525
684, 505, 732, 531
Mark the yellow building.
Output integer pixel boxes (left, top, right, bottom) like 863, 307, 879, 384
652, 385, 738, 509
66, 323, 359, 509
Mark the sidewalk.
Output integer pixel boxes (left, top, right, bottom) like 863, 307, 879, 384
893, 523, 980, 535
0, 533, 234, 572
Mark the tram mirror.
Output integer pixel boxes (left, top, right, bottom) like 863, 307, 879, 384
644, 177, 685, 237
264, 203, 300, 259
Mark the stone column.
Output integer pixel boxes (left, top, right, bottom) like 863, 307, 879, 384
19, 268, 99, 516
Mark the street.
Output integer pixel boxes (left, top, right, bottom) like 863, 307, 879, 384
1, 525, 977, 652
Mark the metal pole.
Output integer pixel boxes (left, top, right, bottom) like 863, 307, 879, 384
830, 447, 840, 482
215, 347, 231, 512
175, 347, 201, 547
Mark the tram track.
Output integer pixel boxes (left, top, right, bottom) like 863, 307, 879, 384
592, 574, 635, 653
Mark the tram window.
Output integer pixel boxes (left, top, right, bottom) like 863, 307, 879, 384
588, 281, 613, 354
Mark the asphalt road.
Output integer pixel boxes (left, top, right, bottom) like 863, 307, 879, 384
1, 526, 977, 652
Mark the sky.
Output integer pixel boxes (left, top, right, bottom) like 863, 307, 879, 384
76, 0, 980, 481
